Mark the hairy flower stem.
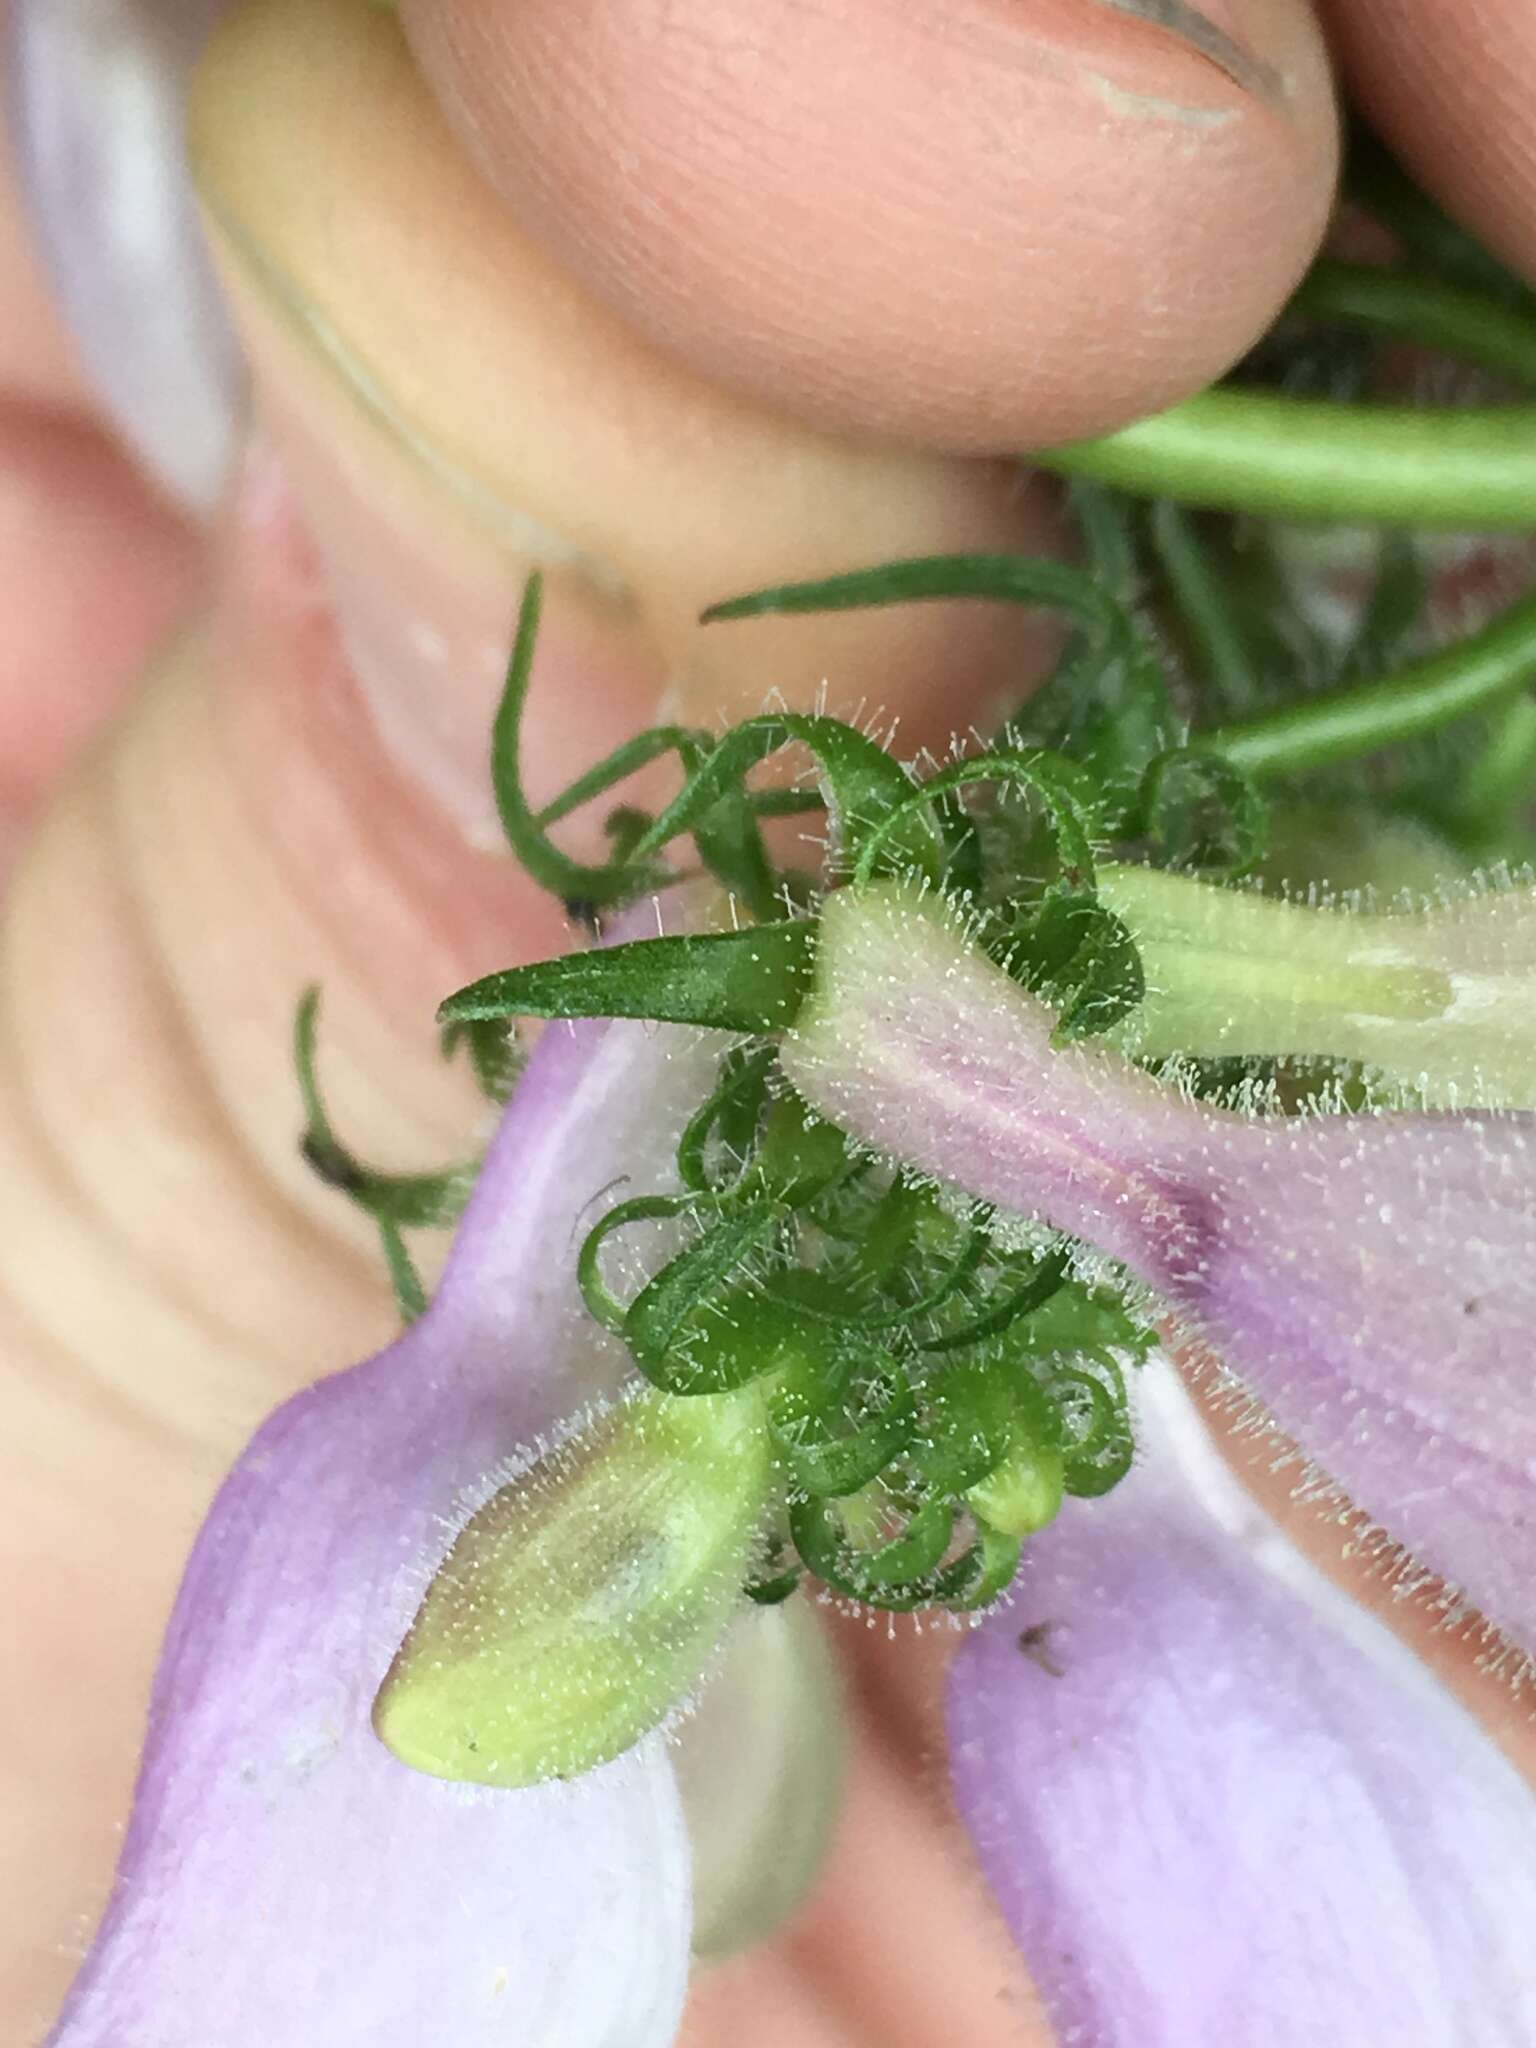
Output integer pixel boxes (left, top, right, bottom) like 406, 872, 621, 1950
1097, 862, 1536, 1107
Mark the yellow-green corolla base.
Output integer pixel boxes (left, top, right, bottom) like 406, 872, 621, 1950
374, 1385, 776, 1787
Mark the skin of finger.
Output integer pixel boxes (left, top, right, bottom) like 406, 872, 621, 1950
0, 403, 197, 860
1321, 0, 1536, 287
0, 4, 196, 861
189, 0, 1069, 793
400, 0, 1340, 452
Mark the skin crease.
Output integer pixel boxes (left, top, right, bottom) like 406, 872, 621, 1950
2, 0, 1536, 2041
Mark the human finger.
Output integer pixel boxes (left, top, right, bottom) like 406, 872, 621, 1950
1322, 0, 1536, 287
401, 0, 1340, 449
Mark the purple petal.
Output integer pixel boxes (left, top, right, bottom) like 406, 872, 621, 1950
948, 1360, 1536, 2048
47, 999, 723, 2047
9, 0, 242, 508
783, 884, 1536, 1648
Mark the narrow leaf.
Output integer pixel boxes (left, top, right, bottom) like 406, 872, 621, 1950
438, 921, 819, 1035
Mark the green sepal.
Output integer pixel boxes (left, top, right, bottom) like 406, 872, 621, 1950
295, 988, 478, 1228
772, 1357, 919, 1498
438, 920, 819, 1035
1138, 748, 1269, 878
625, 1214, 795, 1395
439, 1015, 523, 1105
374, 1385, 778, 1787
632, 712, 943, 887
852, 747, 1103, 890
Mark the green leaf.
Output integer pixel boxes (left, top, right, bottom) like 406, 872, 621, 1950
534, 721, 783, 919
703, 552, 1145, 663
626, 1212, 796, 1395
773, 1359, 918, 1498
1338, 530, 1427, 679
1145, 499, 1262, 717
379, 1219, 429, 1325
919, 1246, 1070, 1354
1050, 903, 1146, 1042
577, 1193, 704, 1335
438, 921, 819, 1035
675, 1042, 778, 1192
788, 1491, 958, 1602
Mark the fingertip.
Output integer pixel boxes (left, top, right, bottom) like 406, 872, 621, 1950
1324, 0, 1536, 292
403, 0, 1339, 451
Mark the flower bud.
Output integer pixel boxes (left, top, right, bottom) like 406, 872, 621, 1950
966, 1439, 1065, 1539
374, 1385, 777, 1787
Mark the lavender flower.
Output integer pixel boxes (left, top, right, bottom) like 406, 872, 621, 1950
44, 1002, 723, 2048
782, 881, 1536, 1654
950, 1357, 1536, 2046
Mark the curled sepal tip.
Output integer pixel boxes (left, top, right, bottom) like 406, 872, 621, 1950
374, 1385, 778, 1787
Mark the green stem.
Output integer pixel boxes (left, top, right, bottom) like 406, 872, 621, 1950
1344, 132, 1536, 317
1439, 691, 1536, 849
1290, 262, 1536, 388
1040, 385, 1536, 529
1144, 500, 1260, 713
1195, 585, 1536, 779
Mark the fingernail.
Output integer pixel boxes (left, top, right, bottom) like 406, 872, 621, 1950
8, 0, 244, 510
1086, 0, 1286, 102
